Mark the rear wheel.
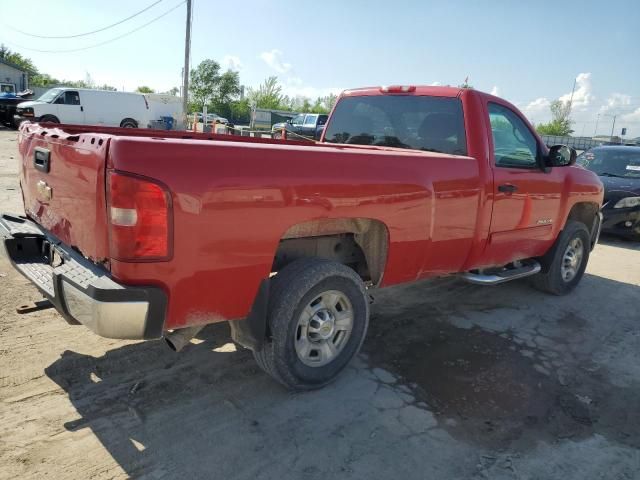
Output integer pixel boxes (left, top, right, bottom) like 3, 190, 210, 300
120, 118, 138, 128
272, 131, 282, 139
40, 115, 60, 124
532, 220, 591, 295
253, 258, 369, 390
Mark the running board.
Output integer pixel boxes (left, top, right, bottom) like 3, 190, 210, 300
460, 260, 541, 285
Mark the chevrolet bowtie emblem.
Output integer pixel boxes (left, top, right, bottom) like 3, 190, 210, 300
37, 180, 53, 202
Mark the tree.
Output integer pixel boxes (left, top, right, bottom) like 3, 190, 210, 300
168, 86, 179, 96
189, 59, 222, 111
0, 44, 38, 73
230, 97, 251, 124
30, 73, 60, 87
536, 99, 574, 136
248, 76, 285, 110
136, 86, 155, 93
210, 70, 241, 117
96, 84, 117, 91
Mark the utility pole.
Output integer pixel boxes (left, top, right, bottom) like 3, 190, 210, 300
182, 0, 192, 125
593, 113, 600, 137
610, 115, 617, 143
567, 76, 577, 113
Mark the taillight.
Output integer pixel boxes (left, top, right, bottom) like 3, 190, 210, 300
107, 171, 172, 261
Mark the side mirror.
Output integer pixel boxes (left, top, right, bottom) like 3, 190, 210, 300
547, 144, 577, 167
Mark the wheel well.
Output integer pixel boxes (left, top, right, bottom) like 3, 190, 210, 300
567, 202, 599, 234
273, 218, 389, 286
40, 115, 59, 123
120, 118, 138, 127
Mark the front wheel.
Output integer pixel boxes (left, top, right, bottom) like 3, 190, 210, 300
253, 258, 370, 390
531, 220, 591, 295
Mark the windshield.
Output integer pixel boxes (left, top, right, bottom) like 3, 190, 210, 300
577, 149, 640, 178
323, 95, 467, 155
36, 88, 63, 103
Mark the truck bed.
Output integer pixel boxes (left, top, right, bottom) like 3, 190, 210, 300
17, 122, 482, 330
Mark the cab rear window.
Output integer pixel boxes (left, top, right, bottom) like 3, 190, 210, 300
323, 95, 467, 155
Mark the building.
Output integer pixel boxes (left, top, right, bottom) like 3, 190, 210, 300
0, 57, 29, 94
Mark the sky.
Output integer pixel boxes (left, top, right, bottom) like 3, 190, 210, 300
1, 0, 639, 137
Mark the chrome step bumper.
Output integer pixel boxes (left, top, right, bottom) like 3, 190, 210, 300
0, 214, 166, 339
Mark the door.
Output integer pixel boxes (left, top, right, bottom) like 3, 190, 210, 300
300, 114, 318, 138
53, 90, 85, 124
485, 102, 565, 264
288, 114, 305, 137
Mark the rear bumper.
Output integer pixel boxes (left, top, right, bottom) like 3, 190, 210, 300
0, 214, 166, 339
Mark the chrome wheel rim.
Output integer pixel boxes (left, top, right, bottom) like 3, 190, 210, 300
560, 237, 584, 282
294, 290, 354, 367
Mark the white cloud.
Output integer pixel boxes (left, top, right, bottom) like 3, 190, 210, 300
621, 107, 640, 128
222, 55, 242, 71
490, 86, 500, 97
282, 77, 343, 98
559, 72, 594, 110
430, 81, 441, 86
600, 92, 631, 112
522, 97, 551, 115
259, 49, 292, 74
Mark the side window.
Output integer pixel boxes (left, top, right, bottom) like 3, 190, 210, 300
304, 114, 317, 126
489, 103, 538, 168
64, 91, 80, 105
317, 115, 328, 126
291, 114, 304, 125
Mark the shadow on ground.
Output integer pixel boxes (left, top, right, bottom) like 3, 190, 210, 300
598, 233, 640, 251
45, 273, 640, 478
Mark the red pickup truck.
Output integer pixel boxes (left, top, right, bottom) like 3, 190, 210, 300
1, 85, 603, 390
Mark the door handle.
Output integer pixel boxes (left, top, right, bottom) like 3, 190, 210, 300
80, 106, 84, 111
498, 183, 518, 193
33, 147, 50, 173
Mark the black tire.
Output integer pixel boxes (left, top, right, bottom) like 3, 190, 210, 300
40, 115, 60, 124
120, 118, 138, 128
253, 258, 369, 390
531, 220, 591, 295
272, 132, 282, 139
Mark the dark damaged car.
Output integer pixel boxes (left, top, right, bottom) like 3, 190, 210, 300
578, 146, 640, 240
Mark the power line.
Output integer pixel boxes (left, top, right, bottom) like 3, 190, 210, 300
4, 1, 163, 39
2, 1, 184, 53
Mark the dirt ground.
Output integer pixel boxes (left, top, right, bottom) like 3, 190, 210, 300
1, 128, 639, 480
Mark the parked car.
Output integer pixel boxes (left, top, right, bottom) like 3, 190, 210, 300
206, 113, 228, 124
0, 90, 34, 128
272, 113, 328, 140
577, 146, 640, 239
14, 88, 148, 128
1, 85, 603, 390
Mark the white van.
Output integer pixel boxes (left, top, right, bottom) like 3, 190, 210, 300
15, 88, 148, 128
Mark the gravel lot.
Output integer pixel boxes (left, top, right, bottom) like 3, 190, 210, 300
0, 128, 639, 479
